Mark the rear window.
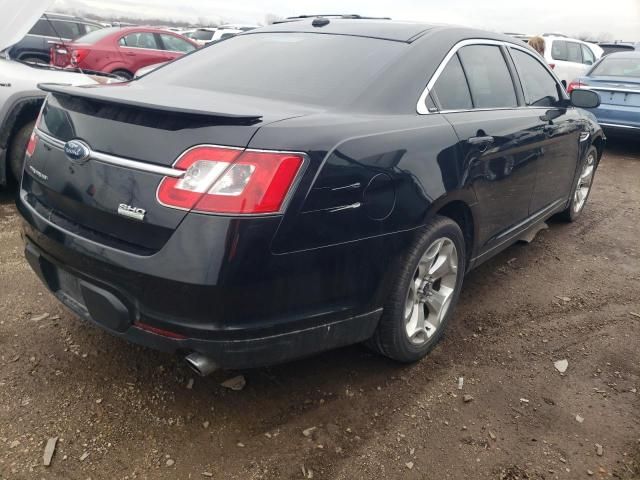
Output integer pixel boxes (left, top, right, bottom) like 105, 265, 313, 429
590, 57, 640, 77
191, 30, 215, 41
73, 27, 117, 44
145, 33, 404, 106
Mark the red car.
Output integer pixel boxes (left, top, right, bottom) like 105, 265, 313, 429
51, 26, 198, 79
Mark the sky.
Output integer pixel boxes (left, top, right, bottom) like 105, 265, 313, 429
53, 0, 640, 41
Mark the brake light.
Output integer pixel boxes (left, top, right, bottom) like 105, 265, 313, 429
157, 146, 304, 215
25, 130, 37, 157
70, 48, 89, 67
567, 80, 584, 93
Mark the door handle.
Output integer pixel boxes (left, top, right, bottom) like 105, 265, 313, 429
467, 136, 494, 152
124, 51, 136, 56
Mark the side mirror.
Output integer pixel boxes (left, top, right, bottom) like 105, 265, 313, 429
570, 89, 600, 109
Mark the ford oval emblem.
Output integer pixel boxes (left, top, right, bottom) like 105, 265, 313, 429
64, 140, 91, 164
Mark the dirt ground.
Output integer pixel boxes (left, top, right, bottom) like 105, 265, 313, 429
0, 137, 639, 480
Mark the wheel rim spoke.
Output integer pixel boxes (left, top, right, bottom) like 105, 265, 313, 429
573, 154, 595, 213
404, 237, 459, 346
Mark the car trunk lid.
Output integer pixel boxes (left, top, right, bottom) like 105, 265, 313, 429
587, 76, 640, 107
23, 85, 318, 253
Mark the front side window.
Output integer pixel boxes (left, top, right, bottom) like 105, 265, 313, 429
551, 40, 568, 61
159, 34, 196, 53
511, 49, 561, 107
120, 32, 159, 50
581, 45, 595, 65
431, 54, 473, 110
457, 45, 518, 109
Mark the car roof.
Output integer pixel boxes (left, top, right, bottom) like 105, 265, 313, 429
601, 51, 640, 59
253, 19, 440, 43
41, 12, 102, 25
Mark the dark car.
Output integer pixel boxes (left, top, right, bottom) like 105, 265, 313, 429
18, 19, 604, 375
50, 26, 198, 80
568, 52, 640, 135
8, 13, 103, 64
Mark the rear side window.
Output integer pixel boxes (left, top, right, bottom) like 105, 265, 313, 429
581, 45, 595, 65
458, 45, 518, 109
432, 54, 473, 110
146, 33, 404, 107
159, 34, 195, 53
552, 40, 568, 61
566, 42, 583, 63
191, 30, 215, 41
29, 19, 55, 37
511, 49, 561, 107
120, 32, 160, 50
73, 27, 117, 44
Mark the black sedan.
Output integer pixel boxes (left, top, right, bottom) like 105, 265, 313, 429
17, 19, 604, 374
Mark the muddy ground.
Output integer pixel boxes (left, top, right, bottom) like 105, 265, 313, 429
0, 138, 639, 480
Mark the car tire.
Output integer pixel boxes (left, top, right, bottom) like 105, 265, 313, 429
557, 145, 598, 222
368, 215, 466, 363
111, 69, 133, 81
21, 56, 48, 65
8, 120, 35, 183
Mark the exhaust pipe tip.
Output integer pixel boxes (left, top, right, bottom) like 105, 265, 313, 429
184, 352, 218, 377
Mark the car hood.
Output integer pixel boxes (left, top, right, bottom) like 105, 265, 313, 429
0, 0, 54, 51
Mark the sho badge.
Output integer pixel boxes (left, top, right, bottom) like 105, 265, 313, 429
117, 203, 146, 221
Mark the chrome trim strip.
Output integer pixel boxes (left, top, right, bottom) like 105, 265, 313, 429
417, 39, 565, 115
35, 128, 185, 178
599, 122, 640, 130
582, 86, 640, 95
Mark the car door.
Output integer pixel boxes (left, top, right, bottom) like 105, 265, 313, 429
429, 44, 547, 253
118, 32, 168, 71
565, 41, 588, 80
508, 47, 584, 214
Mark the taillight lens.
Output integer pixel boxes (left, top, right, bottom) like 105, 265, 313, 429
548, 63, 556, 70
70, 48, 89, 67
26, 130, 37, 157
567, 80, 585, 93
157, 146, 304, 215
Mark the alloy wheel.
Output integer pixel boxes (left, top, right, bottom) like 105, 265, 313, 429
404, 237, 459, 345
573, 152, 596, 214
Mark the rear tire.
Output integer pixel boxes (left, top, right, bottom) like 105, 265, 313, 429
557, 145, 598, 222
8, 121, 35, 183
112, 69, 133, 81
21, 56, 48, 65
368, 216, 466, 363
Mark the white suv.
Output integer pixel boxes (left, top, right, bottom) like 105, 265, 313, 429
543, 36, 602, 86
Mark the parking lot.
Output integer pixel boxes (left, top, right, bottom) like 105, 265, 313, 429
0, 138, 638, 479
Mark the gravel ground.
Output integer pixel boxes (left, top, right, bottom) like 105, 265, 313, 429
0, 138, 639, 480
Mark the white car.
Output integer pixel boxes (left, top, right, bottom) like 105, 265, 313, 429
188, 28, 217, 46
0, 0, 100, 184
542, 35, 603, 86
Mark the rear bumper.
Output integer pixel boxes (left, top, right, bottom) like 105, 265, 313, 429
25, 238, 382, 369
589, 104, 640, 133
17, 189, 405, 368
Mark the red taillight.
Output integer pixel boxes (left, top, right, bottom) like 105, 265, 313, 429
135, 321, 187, 339
26, 130, 37, 157
70, 48, 89, 67
548, 63, 555, 70
567, 80, 584, 93
157, 146, 304, 215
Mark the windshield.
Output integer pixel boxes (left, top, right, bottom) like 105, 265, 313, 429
73, 27, 118, 44
143, 33, 404, 106
191, 30, 215, 41
591, 57, 640, 78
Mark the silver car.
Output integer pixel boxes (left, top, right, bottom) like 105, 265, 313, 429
0, 0, 98, 185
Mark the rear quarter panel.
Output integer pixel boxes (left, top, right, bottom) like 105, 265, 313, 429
247, 113, 471, 254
